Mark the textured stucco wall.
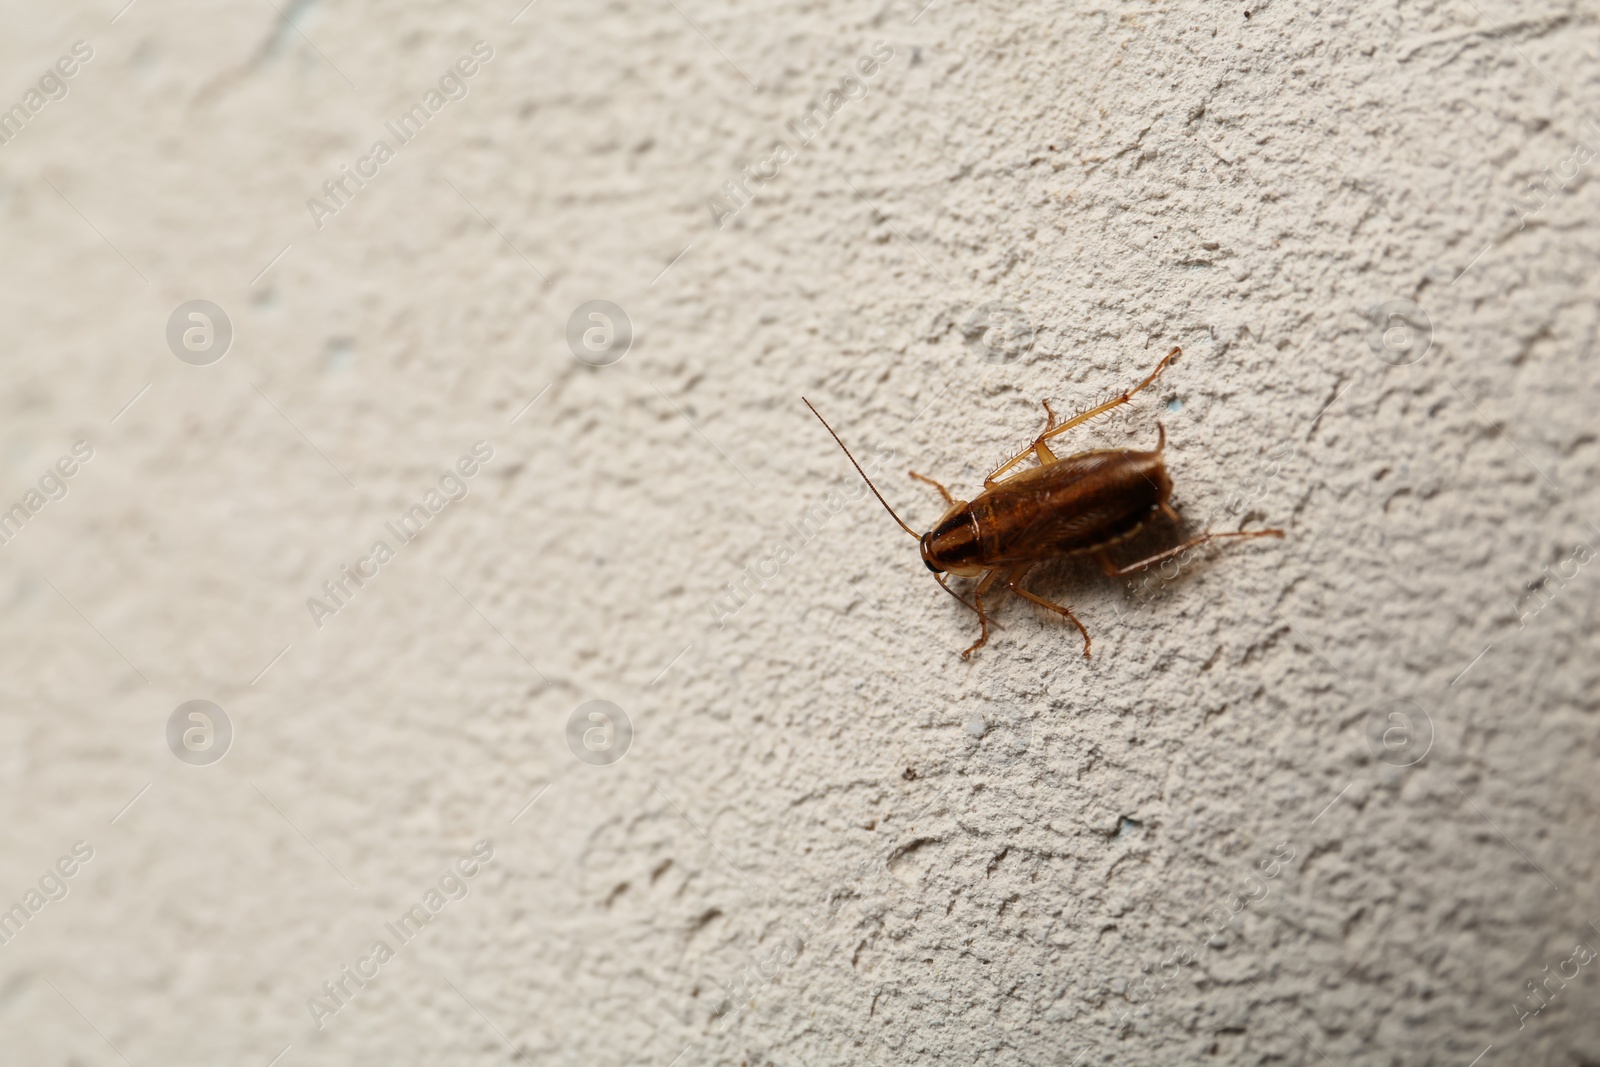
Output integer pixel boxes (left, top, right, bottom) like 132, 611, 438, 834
1, 1, 1598, 1064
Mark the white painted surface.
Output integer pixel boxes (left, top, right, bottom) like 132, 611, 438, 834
0, 1, 1596, 1064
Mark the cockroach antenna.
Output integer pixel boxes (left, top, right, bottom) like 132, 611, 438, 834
804, 396, 987, 623
802, 397, 920, 542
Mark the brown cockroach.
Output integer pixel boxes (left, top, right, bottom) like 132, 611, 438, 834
803, 346, 1284, 658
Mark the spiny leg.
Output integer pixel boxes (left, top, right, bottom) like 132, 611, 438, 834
985, 346, 1181, 488
1006, 565, 1093, 658
986, 400, 1063, 486
1037, 346, 1182, 448
908, 470, 955, 506
1103, 528, 1285, 578
960, 568, 1010, 659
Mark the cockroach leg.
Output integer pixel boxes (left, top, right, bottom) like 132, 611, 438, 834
1036, 345, 1182, 449
986, 400, 1065, 485
1036, 400, 1062, 463
1094, 548, 1122, 578
1007, 566, 1092, 658
960, 569, 1008, 659
984, 346, 1182, 488
1043, 348, 1184, 444
1033, 401, 1067, 465
1104, 528, 1285, 577
1159, 500, 1181, 523
1041, 399, 1060, 432
908, 470, 955, 506
985, 438, 1042, 488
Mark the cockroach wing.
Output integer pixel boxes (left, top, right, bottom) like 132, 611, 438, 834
973, 449, 1172, 562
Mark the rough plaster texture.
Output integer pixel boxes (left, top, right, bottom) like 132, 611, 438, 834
1, 0, 1598, 1064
